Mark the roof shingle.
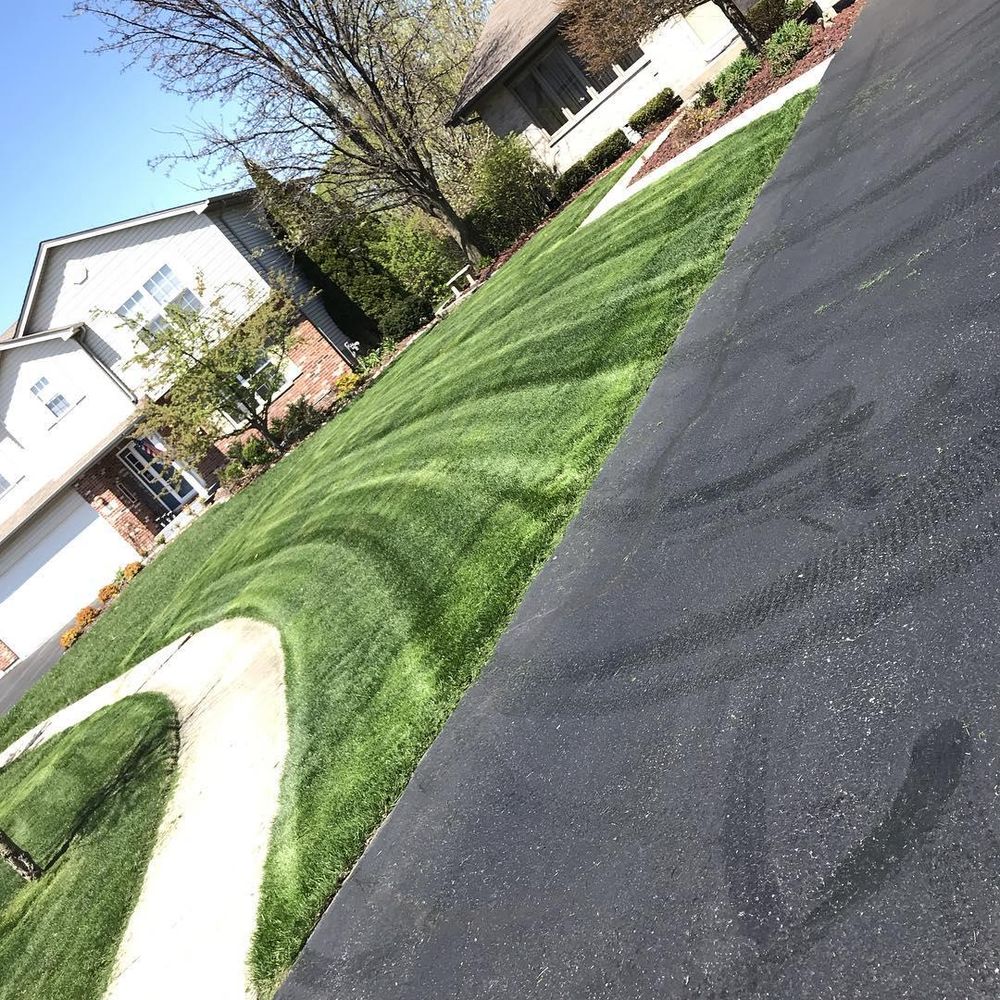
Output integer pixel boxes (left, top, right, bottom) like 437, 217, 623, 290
452, 0, 562, 121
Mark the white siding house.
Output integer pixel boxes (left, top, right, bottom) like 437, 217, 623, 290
451, 0, 749, 173
0, 192, 356, 665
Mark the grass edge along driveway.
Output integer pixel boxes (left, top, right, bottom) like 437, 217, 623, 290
0, 91, 814, 998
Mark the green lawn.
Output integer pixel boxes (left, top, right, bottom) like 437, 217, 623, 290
0, 695, 176, 1000
0, 92, 813, 997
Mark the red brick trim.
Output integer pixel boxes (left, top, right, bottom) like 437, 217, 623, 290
0, 640, 17, 672
270, 317, 352, 419
75, 454, 158, 555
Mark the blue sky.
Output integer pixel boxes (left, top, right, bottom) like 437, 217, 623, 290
0, 5, 236, 326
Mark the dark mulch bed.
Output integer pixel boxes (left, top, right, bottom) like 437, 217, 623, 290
631, 0, 867, 185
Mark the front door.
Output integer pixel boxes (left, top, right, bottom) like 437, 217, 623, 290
117, 439, 199, 519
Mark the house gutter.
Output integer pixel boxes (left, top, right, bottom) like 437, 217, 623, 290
77, 327, 139, 403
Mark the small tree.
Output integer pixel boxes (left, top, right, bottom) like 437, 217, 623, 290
559, 0, 762, 71
120, 287, 303, 465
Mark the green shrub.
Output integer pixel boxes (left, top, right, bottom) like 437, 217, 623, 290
693, 80, 717, 108
369, 213, 464, 304
764, 18, 813, 76
464, 136, 555, 255
227, 436, 277, 470
270, 399, 325, 447
587, 130, 632, 173
379, 296, 432, 340
627, 88, 681, 134
714, 52, 761, 109
749, 0, 790, 38
553, 130, 633, 202
553, 161, 594, 203
356, 338, 399, 375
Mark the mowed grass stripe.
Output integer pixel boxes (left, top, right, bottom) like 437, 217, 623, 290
0, 695, 177, 1000
0, 92, 814, 997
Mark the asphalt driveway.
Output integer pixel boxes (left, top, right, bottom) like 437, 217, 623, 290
0, 631, 66, 718
279, 0, 1000, 995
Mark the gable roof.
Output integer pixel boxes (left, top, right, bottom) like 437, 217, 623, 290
451, 0, 562, 123
12, 191, 254, 341
0, 324, 83, 354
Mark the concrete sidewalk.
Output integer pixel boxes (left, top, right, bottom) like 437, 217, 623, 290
279, 0, 1000, 995
584, 57, 832, 227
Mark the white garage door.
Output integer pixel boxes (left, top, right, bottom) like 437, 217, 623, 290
0, 491, 138, 658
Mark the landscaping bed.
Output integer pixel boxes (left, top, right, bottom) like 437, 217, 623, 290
632, 0, 866, 185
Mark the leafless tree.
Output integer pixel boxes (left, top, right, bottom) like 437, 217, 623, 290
559, 0, 762, 72
74, 0, 490, 263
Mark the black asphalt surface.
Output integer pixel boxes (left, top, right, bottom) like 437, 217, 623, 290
279, 0, 1000, 996
0, 631, 65, 718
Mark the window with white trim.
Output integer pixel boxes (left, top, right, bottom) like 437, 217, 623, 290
117, 438, 199, 517
0, 471, 11, 498
143, 264, 184, 305
117, 264, 202, 347
221, 355, 301, 428
509, 41, 644, 136
30, 376, 72, 419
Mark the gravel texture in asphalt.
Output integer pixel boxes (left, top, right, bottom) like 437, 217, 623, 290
279, 0, 1000, 995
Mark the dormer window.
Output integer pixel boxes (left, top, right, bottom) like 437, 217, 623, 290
30, 377, 71, 419
117, 264, 202, 347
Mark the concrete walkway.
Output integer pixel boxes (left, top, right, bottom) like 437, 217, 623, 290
0, 619, 286, 1000
585, 57, 832, 226
279, 0, 1000, 996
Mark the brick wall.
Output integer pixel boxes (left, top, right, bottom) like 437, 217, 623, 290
76, 454, 159, 555
75, 315, 349, 543
0, 640, 17, 672
270, 316, 352, 420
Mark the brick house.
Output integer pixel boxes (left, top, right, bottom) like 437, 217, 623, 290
0, 191, 357, 667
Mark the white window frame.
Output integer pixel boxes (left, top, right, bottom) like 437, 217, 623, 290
117, 264, 202, 347
239, 355, 301, 408
221, 355, 302, 430
29, 376, 75, 423
117, 439, 200, 515
0, 471, 12, 498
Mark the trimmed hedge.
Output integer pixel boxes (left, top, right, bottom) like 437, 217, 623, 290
627, 87, 681, 134
764, 18, 813, 76
553, 130, 632, 202
379, 295, 432, 340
